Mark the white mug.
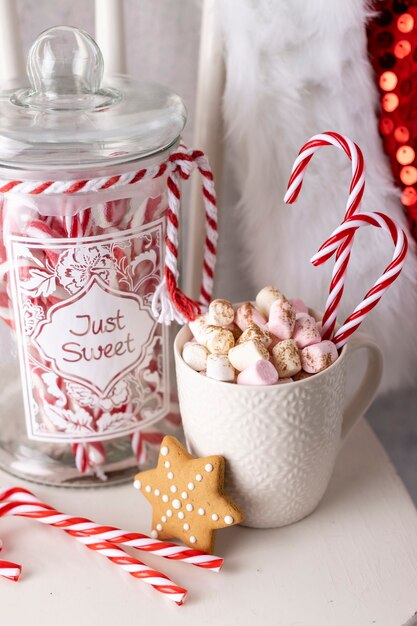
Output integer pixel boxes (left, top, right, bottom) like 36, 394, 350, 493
174, 317, 383, 528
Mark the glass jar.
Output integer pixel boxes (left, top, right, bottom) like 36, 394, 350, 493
0, 26, 188, 486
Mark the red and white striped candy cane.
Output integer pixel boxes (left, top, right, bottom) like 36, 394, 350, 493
0, 499, 187, 604
311, 211, 408, 349
0, 539, 21, 582
0, 486, 223, 572
284, 131, 365, 339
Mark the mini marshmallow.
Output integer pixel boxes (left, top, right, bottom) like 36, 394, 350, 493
300, 341, 338, 374
188, 313, 209, 343
237, 322, 272, 348
224, 322, 243, 341
290, 299, 308, 314
271, 339, 302, 378
228, 339, 270, 372
237, 359, 278, 386
277, 377, 293, 384
204, 326, 235, 355
235, 302, 266, 331
206, 354, 235, 382
268, 299, 296, 340
208, 298, 235, 326
292, 315, 322, 349
255, 286, 285, 318
293, 370, 313, 381
182, 341, 209, 372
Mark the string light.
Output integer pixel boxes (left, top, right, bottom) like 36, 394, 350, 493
397, 13, 414, 33
382, 92, 399, 111
379, 70, 398, 90
394, 39, 412, 58
400, 166, 417, 185
396, 145, 415, 165
368, 1, 417, 226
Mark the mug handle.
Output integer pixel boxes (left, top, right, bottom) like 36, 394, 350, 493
341, 333, 383, 441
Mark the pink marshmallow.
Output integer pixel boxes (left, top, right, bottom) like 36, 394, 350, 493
300, 341, 338, 374
292, 315, 322, 349
237, 359, 278, 386
290, 299, 308, 314
267, 299, 296, 340
235, 302, 266, 331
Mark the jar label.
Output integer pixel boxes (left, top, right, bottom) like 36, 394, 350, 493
7, 218, 170, 442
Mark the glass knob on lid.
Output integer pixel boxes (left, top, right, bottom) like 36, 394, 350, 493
12, 25, 120, 110
0, 26, 186, 169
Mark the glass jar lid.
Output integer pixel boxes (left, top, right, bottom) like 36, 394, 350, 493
0, 26, 187, 171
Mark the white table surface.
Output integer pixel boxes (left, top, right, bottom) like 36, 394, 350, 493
1, 419, 417, 626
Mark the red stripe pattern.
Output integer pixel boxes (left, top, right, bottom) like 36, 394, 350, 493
311, 212, 408, 348
284, 131, 365, 340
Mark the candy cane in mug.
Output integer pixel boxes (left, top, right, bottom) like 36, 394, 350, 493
284, 131, 365, 339
311, 211, 408, 349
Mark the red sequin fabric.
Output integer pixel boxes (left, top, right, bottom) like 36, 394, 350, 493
368, 0, 417, 239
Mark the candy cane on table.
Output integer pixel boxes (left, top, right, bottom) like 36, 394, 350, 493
0, 498, 187, 604
0, 486, 223, 571
284, 131, 365, 340
311, 211, 408, 349
0, 539, 21, 582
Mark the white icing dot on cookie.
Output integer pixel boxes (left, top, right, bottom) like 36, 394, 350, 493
161, 446, 169, 456
187, 482, 195, 490
178, 511, 185, 519
172, 499, 182, 510
205, 463, 213, 473
198, 508, 205, 516
151, 530, 158, 538
189, 536, 197, 544
183, 523, 190, 531
170, 485, 177, 493
224, 515, 234, 525
162, 495, 169, 503
164, 461, 171, 468
211, 513, 219, 521
133, 479, 141, 489
167, 471, 174, 480
145, 485, 151, 493
167, 509, 173, 518
161, 516, 167, 523
154, 488, 160, 496
156, 524, 163, 531
181, 491, 188, 499
186, 503, 194, 512
196, 474, 203, 482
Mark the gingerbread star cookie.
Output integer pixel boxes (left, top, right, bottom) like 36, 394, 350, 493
133, 436, 243, 553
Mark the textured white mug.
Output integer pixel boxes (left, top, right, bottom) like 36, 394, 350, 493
174, 317, 383, 528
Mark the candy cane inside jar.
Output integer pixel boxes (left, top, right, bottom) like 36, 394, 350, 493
0, 27, 217, 486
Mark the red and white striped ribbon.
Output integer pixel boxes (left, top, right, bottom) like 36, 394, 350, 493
284, 131, 365, 339
0, 143, 218, 325
311, 212, 408, 349
0, 486, 224, 572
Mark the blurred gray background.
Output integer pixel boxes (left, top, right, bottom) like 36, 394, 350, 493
12, 0, 417, 503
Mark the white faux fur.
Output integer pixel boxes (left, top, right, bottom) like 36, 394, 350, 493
217, 0, 417, 393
